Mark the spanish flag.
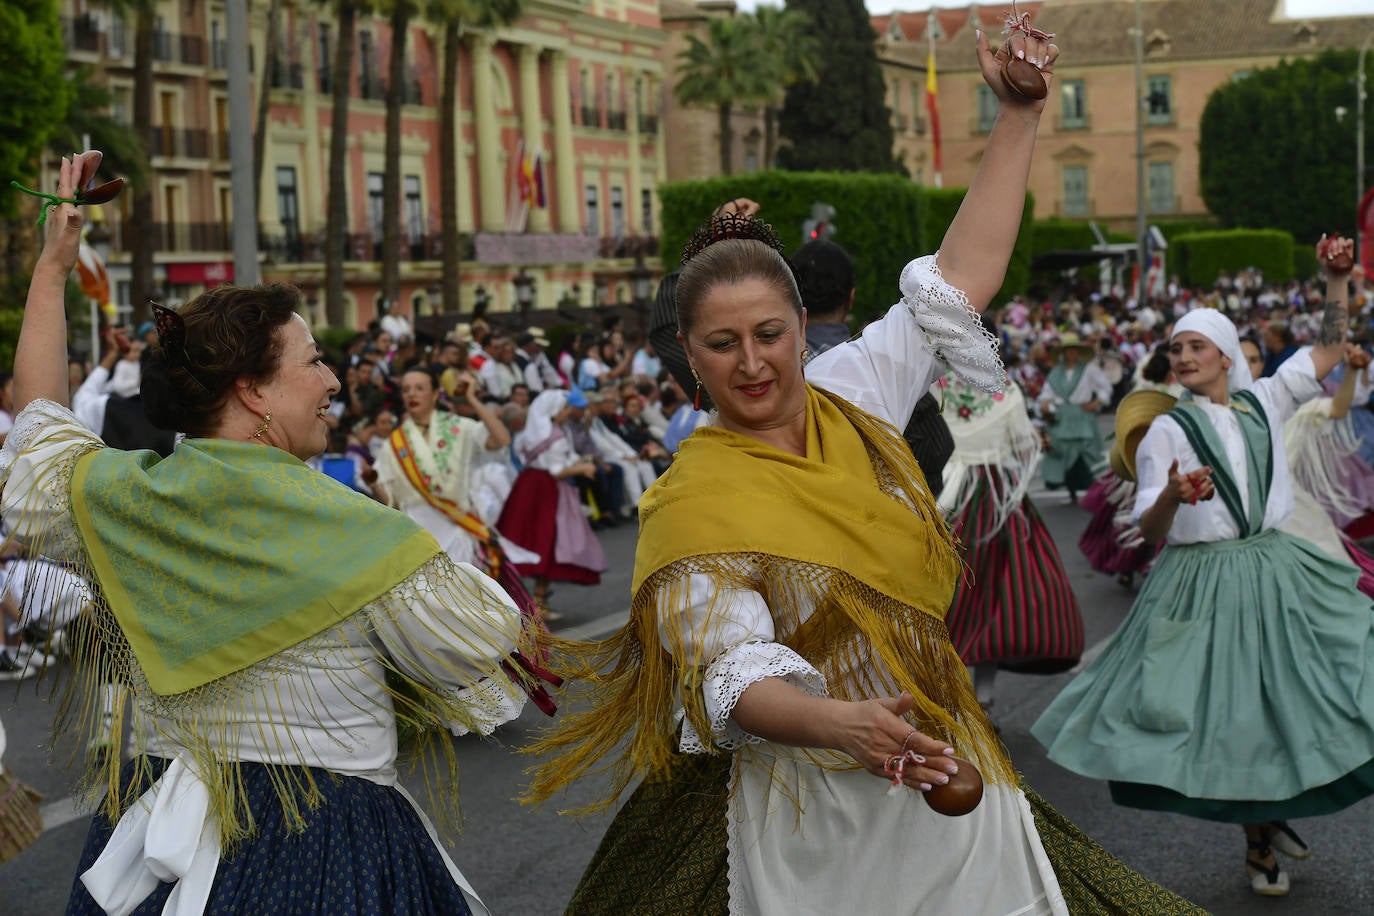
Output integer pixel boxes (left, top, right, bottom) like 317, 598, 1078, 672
926, 32, 942, 187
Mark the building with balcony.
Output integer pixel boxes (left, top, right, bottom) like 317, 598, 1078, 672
872, 0, 1374, 231
58, 0, 668, 333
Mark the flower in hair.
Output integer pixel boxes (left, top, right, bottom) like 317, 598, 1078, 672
681, 213, 789, 265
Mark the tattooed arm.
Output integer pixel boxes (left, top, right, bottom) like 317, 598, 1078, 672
1311, 235, 1356, 380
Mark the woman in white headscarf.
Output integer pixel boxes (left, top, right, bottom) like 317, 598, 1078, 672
1034, 238, 1374, 899
497, 389, 608, 620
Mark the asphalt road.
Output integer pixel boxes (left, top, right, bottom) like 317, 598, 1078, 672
2, 490, 1373, 914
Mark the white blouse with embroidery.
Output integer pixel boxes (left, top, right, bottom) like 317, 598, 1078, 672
655, 255, 1065, 916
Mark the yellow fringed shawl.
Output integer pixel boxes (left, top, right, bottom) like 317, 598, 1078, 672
525, 386, 1014, 812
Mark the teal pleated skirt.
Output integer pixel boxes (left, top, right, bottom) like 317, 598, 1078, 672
1032, 528, 1374, 822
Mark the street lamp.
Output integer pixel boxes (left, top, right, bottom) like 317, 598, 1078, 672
513, 269, 535, 327
473, 284, 490, 322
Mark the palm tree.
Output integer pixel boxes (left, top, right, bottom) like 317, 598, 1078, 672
378, 0, 419, 312
752, 6, 819, 169
429, 0, 524, 316
674, 16, 768, 176
253, 0, 284, 225
324, 0, 366, 327
48, 73, 148, 190
129, 2, 156, 318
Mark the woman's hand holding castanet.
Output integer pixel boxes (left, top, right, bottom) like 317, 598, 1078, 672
976, 11, 1057, 115
1166, 459, 1214, 507
38, 152, 103, 275
829, 691, 960, 791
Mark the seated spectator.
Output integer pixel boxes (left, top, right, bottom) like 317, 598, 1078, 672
562, 394, 626, 525
515, 329, 562, 392
509, 383, 532, 408
616, 395, 672, 477
368, 409, 398, 460
631, 339, 661, 382
577, 339, 610, 390
478, 336, 522, 400
587, 390, 658, 512
637, 381, 670, 441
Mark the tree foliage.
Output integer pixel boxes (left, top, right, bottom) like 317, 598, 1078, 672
1199, 49, 1358, 244
776, 0, 896, 173
0, 0, 71, 219
674, 17, 769, 175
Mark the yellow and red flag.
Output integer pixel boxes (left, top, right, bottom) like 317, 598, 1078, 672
926, 30, 942, 186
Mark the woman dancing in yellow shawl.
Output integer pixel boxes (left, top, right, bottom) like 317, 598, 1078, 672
526, 22, 1203, 916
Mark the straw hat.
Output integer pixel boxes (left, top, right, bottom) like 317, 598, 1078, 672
1051, 332, 1095, 356
1111, 389, 1178, 481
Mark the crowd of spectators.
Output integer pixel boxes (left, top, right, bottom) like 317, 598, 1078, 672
992, 266, 1371, 424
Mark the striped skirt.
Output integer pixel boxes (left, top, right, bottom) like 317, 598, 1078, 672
947, 466, 1085, 673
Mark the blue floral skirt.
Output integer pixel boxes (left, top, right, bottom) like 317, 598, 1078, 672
66, 757, 474, 915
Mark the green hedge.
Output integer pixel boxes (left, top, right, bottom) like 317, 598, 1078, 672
1170, 229, 1295, 288
659, 171, 1033, 323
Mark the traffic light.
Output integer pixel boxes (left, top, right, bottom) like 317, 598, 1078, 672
802, 202, 837, 244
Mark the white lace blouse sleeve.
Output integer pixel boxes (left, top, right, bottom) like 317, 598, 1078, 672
367, 555, 525, 735
0, 399, 106, 564
805, 254, 1005, 428
656, 570, 828, 753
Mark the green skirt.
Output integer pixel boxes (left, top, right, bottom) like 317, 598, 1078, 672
1033, 528, 1374, 822
566, 753, 1204, 915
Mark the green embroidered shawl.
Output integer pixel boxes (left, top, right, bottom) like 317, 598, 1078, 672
71, 438, 440, 695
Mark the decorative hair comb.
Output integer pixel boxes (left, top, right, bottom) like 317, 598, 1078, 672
680, 213, 789, 265
152, 301, 211, 393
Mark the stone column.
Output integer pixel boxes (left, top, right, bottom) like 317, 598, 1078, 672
626, 70, 642, 235
519, 44, 551, 233
549, 50, 580, 233
471, 35, 505, 232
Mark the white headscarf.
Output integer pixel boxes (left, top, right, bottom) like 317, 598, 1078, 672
516, 389, 567, 460
1171, 308, 1252, 394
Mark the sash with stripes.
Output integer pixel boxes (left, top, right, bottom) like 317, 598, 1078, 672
388, 427, 503, 579
1166, 389, 1272, 538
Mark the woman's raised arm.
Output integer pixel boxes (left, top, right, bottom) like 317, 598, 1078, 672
937, 29, 1056, 313
14, 153, 103, 412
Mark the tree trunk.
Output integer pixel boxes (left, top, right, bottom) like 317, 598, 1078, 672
763, 105, 776, 170
129, 6, 156, 319
440, 20, 461, 316
380, 2, 408, 313
325, 1, 356, 328
253, 0, 282, 225
718, 103, 733, 176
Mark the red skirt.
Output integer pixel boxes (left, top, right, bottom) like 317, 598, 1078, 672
1077, 471, 1156, 577
497, 469, 603, 584
946, 466, 1084, 673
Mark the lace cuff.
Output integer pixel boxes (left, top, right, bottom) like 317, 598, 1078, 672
448, 677, 525, 737
899, 255, 1006, 393
679, 641, 829, 754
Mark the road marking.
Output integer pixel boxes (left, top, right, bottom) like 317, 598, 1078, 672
39, 793, 85, 833
554, 610, 629, 642
1068, 634, 1113, 674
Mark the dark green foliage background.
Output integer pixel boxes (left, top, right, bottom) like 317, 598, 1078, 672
1199, 49, 1358, 244
659, 171, 1033, 323
0, 0, 71, 219
776, 0, 897, 173
1170, 229, 1295, 288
